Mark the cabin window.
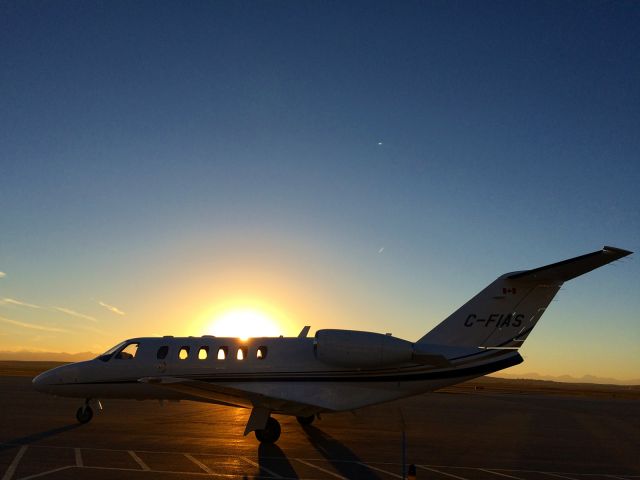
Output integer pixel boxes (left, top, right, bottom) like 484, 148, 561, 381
256, 346, 268, 360
179, 346, 190, 360
217, 346, 228, 360
157, 346, 169, 359
115, 343, 139, 360
198, 346, 209, 360
236, 346, 248, 360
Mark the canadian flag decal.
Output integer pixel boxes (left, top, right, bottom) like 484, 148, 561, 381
502, 287, 517, 295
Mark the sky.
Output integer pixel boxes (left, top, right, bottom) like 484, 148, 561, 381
0, 1, 638, 381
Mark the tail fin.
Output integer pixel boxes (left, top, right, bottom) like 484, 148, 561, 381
418, 246, 632, 348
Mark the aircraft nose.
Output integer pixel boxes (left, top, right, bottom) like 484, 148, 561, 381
32, 370, 58, 393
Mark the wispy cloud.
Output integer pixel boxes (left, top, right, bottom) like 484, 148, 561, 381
0, 316, 68, 333
53, 307, 98, 323
1, 299, 103, 326
0, 272, 6, 278
78, 325, 109, 336
98, 301, 125, 316
0, 298, 42, 309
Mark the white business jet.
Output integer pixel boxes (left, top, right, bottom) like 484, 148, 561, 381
33, 246, 631, 443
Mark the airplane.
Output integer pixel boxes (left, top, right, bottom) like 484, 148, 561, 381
33, 245, 631, 443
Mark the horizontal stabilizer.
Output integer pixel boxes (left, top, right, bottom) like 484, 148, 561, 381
411, 352, 452, 368
411, 343, 480, 366
507, 246, 632, 282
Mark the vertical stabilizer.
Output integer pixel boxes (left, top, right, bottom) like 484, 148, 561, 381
418, 246, 632, 348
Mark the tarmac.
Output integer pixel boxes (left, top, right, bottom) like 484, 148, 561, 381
1, 376, 638, 480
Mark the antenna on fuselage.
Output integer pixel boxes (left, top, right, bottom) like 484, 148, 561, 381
297, 326, 311, 338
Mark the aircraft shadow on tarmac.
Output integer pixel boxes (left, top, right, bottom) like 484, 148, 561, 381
301, 424, 385, 480
0, 423, 82, 452
249, 425, 385, 480
254, 443, 298, 479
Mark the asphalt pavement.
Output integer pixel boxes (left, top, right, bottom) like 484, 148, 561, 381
1, 376, 638, 479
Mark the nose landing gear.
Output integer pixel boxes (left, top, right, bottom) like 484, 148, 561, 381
76, 399, 94, 424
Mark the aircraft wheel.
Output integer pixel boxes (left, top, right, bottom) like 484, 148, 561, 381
76, 405, 93, 424
255, 417, 281, 443
296, 414, 314, 426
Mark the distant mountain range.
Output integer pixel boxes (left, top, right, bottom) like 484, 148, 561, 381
0, 350, 97, 362
1, 350, 637, 385
492, 372, 640, 386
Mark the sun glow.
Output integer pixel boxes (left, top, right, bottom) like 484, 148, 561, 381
207, 308, 282, 340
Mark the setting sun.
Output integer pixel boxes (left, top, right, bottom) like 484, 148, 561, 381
207, 308, 282, 340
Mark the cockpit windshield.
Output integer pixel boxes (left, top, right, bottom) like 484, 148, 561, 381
97, 341, 127, 362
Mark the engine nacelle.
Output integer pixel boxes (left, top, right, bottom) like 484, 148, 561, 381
314, 329, 414, 368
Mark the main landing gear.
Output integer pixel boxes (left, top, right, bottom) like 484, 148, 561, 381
296, 414, 315, 426
253, 414, 316, 443
75, 399, 94, 424
254, 417, 281, 443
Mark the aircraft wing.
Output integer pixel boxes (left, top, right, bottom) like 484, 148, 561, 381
138, 376, 320, 417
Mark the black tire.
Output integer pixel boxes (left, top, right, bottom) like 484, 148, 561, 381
76, 406, 93, 424
254, 417, 281, 443
296, 415, 314, 426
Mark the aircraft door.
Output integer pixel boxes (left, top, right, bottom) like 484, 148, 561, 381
156, 345, 169, 373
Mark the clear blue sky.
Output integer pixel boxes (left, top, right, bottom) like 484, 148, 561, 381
1, 1, 638, 380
